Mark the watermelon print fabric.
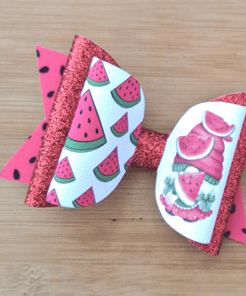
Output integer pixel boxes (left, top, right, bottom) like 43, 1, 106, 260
0, 46, 68, 184
155, 102, 246, 244
47, 57, 145, 208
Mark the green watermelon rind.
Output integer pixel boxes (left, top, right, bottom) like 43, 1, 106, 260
54, 174, 75, 184
93, 167, 120, 182
130, 132, 138, 146
111, 89, 141, 108
175, 198, 198, 209
110, 125, 128, 138
124, 163, 129, 170
86, 76, 110, 87
172, 162, 220, 186
72, 200, 81, 208
64, 136, 106, 153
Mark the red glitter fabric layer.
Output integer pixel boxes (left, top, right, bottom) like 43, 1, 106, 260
25, 35, 119, 207
131, 127, 169, 170
132, 93, 246, 255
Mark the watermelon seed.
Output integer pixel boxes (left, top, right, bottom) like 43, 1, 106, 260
65, 175, 67, 177
126, 86, 128, 89
189, 182, 192, 185
54, 199, 56, 202
124, 93, 126, 96
47, 91, 55, 98
190, 189, 193, 192
36, 49, 40, 57
42, 123, 47, 131
190, 175, 193, 178
89, 106, 92, 111
119, 87, 122, 90
60, 65, 65, 76
88, 118, 91, 123
95, 128, 99, 134
39, 66, 49, 73
13, 169, 20, 180
66, 169, 68, 171
78, 124, 81, 129
84, 132, 88, 138
196, 183, 199, 185
84, 96, 87, 101
51, 193, 54, 196
29, 157, 36, 164
132, 83, 134, 86
80, 110, 83, 115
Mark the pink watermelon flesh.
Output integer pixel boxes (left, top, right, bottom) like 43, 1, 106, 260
94, 147, 120, 182
87, 60, 109, 86
36, 46, 68, 120
202, 110, 235, 137
54, 157, 75, 183
111, 112, 128, 136
65, 90, 106, 152
175, 172, 205, 206
73, 187, 96, 208
130, 123, 142, 146
0, 120, 45, 184
0, 47, 67, 184
46, 189, 60, 206
160, 194, 212, 222
177, 135, 214, 160
189, 123, 225, 153
111, 76, 141, 108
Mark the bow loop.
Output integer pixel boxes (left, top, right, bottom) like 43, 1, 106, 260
46, 57, 145, 208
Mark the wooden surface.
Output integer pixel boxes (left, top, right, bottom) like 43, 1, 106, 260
1, 0, 246, 295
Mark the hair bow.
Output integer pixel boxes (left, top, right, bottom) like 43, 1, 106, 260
1, 35, 246, 256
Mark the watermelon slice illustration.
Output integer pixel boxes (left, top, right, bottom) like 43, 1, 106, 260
54, 157, 75, 184
65, 90, 106, 152
93, 147, 120, 182
174, 172, 205, 206
72, 187, 96, 208
110, 113, 128, 137
176, 135, 214, 161
130, 123, 142, 146
111, 76, 141, 108
46, 189, 60, 206
87, 59, 110, 87
124, 155, 134, 171
202, 110, 235, 137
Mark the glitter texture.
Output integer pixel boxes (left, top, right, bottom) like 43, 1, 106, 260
131, 127, 169, 170
25, 35, 119, 207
